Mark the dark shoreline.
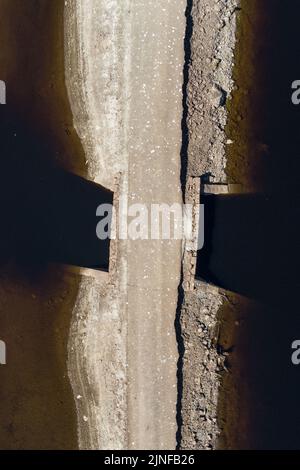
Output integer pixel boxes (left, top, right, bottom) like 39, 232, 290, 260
216, 0, 300, 449
0, 0, 85, 449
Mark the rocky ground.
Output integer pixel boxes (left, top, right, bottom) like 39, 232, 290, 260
180, 0, 240, 450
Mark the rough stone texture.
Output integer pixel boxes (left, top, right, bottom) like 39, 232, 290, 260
187, 0, 239, 182
180, 0, 239, 450
180, 281, 225, 449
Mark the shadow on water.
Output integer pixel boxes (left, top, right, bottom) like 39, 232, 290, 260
0, 118, 112, 270
197, 193, 299, 300
0, 0, 109, 449
197, 0, 300, 449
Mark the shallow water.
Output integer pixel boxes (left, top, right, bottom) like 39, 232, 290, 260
198, 0, 300, 449
0, 0, 89, 449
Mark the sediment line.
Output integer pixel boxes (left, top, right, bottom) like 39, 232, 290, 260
180, 0, 194, 199
64, 0, 130, 449
175, 0, 194, 448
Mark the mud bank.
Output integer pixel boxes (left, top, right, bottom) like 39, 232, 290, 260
64, 0, 129, 449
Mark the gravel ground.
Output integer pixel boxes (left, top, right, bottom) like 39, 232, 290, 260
180, 0, 240, 450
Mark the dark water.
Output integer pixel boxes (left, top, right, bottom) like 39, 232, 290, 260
0, 0, 109, 449
197, 0, 300, 449
0, 121, 112, 270
197, 193, 298, 300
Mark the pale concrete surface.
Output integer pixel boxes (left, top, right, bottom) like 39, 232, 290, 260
126, 1, 185, 450
65, 0, 186, 449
